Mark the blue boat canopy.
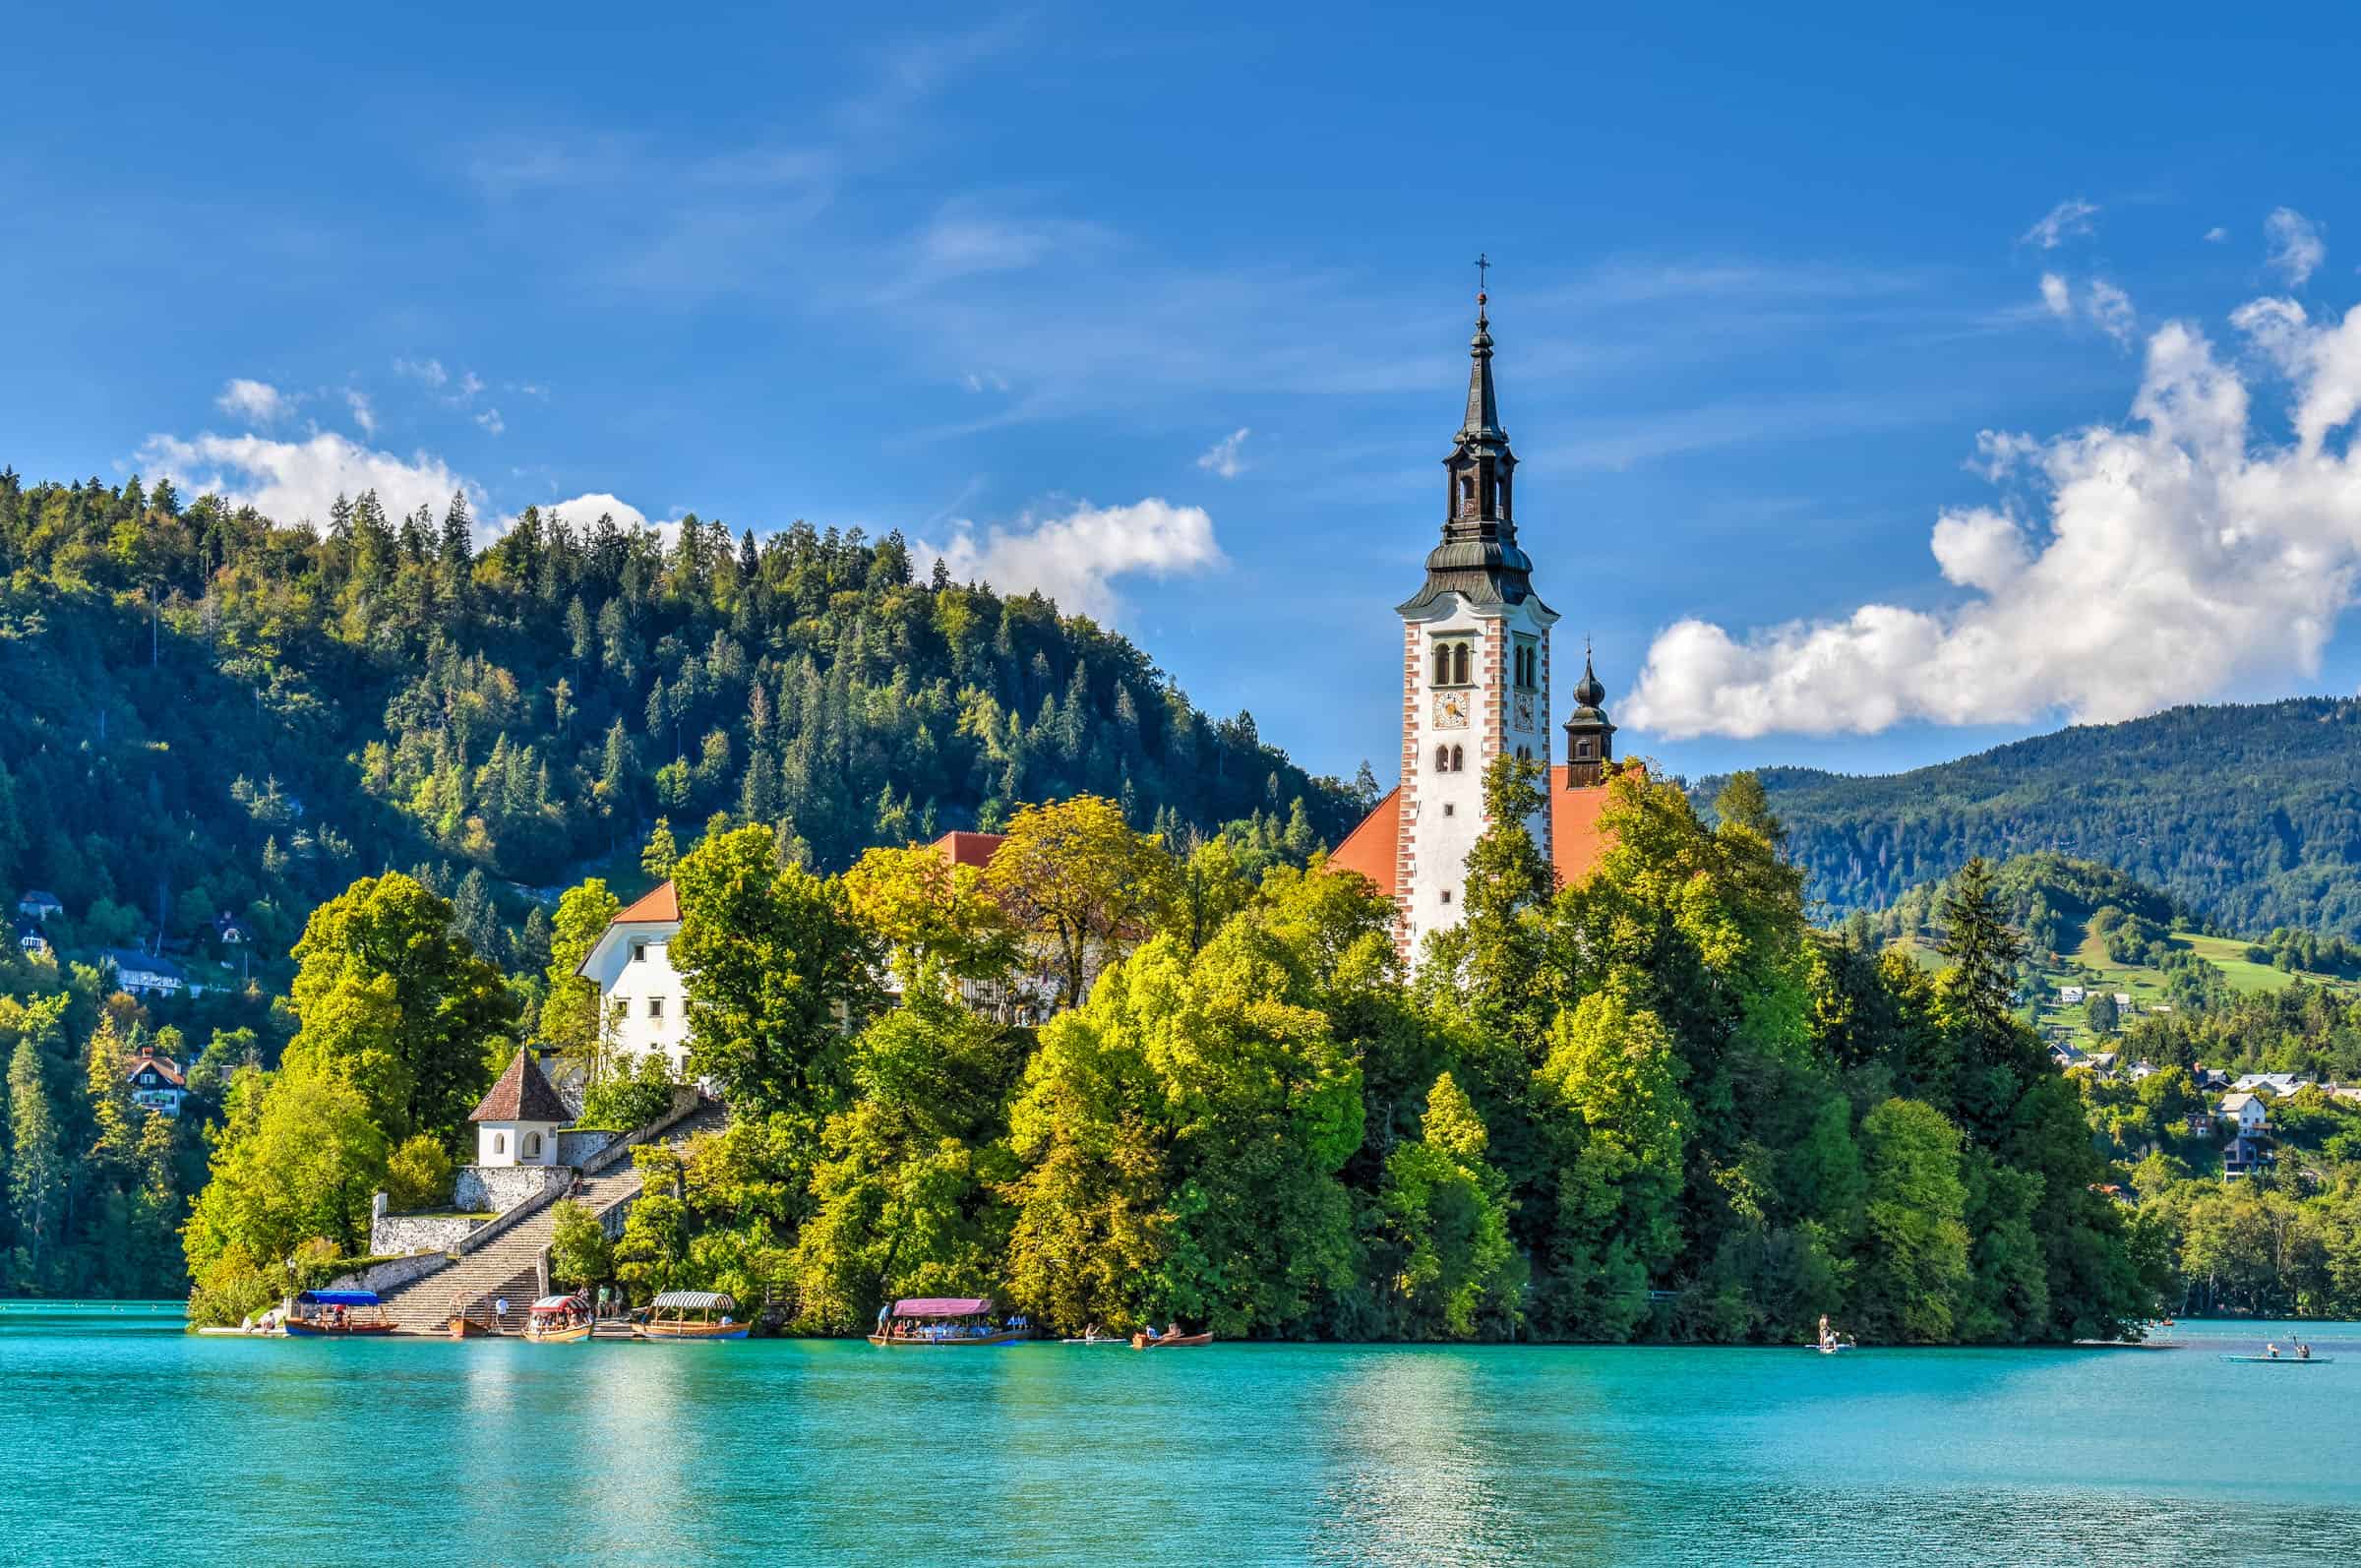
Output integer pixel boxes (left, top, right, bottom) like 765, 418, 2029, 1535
296, 1290, 382, 1307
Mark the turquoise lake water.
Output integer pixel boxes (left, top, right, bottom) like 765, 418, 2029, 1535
5, 1304, 2360, 1566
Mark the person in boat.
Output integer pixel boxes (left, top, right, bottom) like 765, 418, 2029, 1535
2298, 1343, 2311, 1360
2267, 1343, 2280, 1358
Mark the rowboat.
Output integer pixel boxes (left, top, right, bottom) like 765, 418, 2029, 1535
1061, 1335, 1129, 1346
870, 1297, 1033, 1347
526, 1295, 593, 1343
2221, 1354, 2334, 1363
1132, 1331, 1213, 1349
634, 1291, 750, 1341
282, 1290, 395, 1337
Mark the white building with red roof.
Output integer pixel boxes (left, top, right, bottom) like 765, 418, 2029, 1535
124, 1043, 186, 1117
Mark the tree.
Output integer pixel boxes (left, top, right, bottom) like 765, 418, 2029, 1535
285, 873, 517, 1145
612, 1143, 688, 1302
1530, 984, 1690, 1339
986, 795, 1175, 1011
9, 1034, 63, 1286
788, 985, 1023, 1332
542, 878, 623, 1060
641, 816, 679, 881
842, 844, 1021, 995
2085, 993, 2119, 1036
1379, 1072, 1520, 1339
1458, 756, 1554, 1012
548, 1198, 615, 1290
180, 1050, 390, 1315
84, 1012, 135, 1163
670, 825, 880, 1119
1853, 1097, 1971, 1343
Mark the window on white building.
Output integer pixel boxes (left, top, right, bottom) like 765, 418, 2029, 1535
647, 995, 665, 1020
1439, 889, 1453, 905
631, 940, 647, 963
523, 1131, 542, 1160
493, 1132, 507, 1155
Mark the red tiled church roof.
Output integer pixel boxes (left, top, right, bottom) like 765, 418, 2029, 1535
605, 832, 1003, 936
1328, 766, 1623, 901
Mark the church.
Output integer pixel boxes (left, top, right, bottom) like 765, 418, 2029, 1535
1327, 285, 1620, 956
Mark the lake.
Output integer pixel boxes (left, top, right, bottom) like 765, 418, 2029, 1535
5, 1304, 2358, 1566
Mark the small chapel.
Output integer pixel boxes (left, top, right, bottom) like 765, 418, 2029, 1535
1328, 281, 1620, 956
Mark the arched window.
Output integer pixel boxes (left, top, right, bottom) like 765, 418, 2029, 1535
1451, 745, 1465, 772
1433, 643, 1451, 686
1451, 643, 1470, 686
522, 1131, 542, 1160
1434, 745, 1449, 772
493, 1132, 507, 1156
1459, 474, 1475, 512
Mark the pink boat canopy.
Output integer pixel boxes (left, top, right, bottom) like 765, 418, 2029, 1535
889, 1297, 993, 1317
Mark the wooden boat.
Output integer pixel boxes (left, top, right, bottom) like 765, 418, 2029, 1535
526, 1294, 593, 1343
634, 1290, 751, 1341
2221, 1354, 2335, 1363
281, 1290, 395, 1337
1060, 1335, 1129, 1346
1131, 1330, 1214, 1349
870, 1296, 1033, 1347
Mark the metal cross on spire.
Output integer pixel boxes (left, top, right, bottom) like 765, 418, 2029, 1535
1475, 252, 1490, 299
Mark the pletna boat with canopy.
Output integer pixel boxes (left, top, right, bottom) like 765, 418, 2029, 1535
283, 1290, 394, 1336
634, 1290, 749, 1341
526, 1294, 591, 1343
869, 1297, 1033, 1347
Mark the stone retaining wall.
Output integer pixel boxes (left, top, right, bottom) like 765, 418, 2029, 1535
557, 1127, 622, 1168
325, 1249, 456, 1297
370, 1212, 481, 1256
454, 1163, 572, 1216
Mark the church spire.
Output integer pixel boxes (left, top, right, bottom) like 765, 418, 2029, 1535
1562, 640, 1616, 788
1397, 268, 1542, 616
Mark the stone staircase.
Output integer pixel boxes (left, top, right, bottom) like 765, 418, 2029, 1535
376, 1098, 733, 1336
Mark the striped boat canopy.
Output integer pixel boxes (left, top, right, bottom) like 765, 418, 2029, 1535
892, 1297, 992, 1317
531, 1295, 584, 1311
650, 1290, 735, 1310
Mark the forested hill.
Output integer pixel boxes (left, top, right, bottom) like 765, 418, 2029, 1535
1709, 699, 2361, 937
0, 469, 1360, 957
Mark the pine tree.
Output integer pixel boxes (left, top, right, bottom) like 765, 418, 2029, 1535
641, 817, 679, 881
9, 1037, 61, 1285
85, 1014, 135, 1163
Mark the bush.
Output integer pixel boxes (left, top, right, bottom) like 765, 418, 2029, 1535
385, 1134, 455, 1211
579, 1051, 680, 1133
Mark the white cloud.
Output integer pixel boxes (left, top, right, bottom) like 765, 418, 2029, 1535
544, 492, 653, 531
476, 407, 506, 436
214, 379, 289, 424
1625, 298, 2361, 738
1196, 427, 1250, 479
136, 430, 479, 532
915, 498, 1224, 621
2022, 198, 2099, 250
2038, 273, 2137, 345
344, 389, 378, 437
456, 370, 486, 402
394, 356, 449, 388
2087, 279, 2136, 345
2267, 207, 2326, 285
2206, 226, 2230, 244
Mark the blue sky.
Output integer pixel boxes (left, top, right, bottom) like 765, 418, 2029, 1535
11, 1, 2361, 785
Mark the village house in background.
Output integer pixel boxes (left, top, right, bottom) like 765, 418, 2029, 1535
99, 947, 189, 998
125, 1043, 186, 1118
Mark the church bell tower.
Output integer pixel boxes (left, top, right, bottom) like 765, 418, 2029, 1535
1392, 280, 1557, 956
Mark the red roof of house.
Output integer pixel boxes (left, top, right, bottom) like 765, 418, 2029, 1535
932, 830, 1006, 870
124, 1055, 185, 1088
1328, 765, 1623, 902
470, 1049, 573, 1123
615, 881, 680, 924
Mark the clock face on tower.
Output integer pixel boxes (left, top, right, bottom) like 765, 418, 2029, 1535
1512, 693, 1536, 732
1433, 691, 1471, 729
